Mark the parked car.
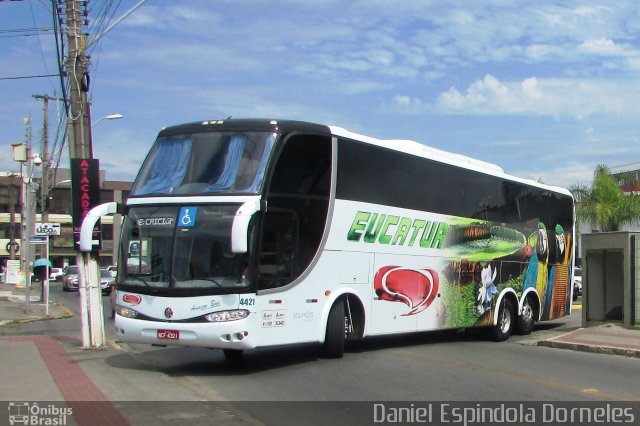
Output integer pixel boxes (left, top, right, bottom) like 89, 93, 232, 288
62, 266, 79, 291
99, 270, 115, 295
49, 267, 64, 281
573, 267, 582, 301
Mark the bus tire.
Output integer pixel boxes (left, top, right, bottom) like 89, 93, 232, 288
223, 349, 244, 362
492, 298, 514, 342
515, 297, 535, 335
322, 299, 345, 358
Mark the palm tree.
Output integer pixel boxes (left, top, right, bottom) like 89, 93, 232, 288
570, 165, 640, 232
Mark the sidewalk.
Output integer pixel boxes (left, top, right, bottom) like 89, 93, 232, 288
0, 283, 242, 425
0, 283, 72, 326
537, 322, 640, 358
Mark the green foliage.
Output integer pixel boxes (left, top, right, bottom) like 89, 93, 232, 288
442, 268, 527, 329
443, 279, 480, 328
570, 165, 640, 232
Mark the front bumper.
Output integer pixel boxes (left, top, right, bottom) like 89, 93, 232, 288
113, 315, 256, 350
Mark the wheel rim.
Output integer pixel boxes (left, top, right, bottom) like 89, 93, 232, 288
500, 305, 511, 333
521, 301, 533, 323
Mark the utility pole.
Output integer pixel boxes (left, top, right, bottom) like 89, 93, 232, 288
64, 0, 104, 348
8, 176, 17, 260
32, 95, 61, 215
66, 0, 93, 160
15, 118, 38, 314
33, 94, 61, 306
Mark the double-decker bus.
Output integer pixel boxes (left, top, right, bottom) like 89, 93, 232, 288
99, 119, 574, 359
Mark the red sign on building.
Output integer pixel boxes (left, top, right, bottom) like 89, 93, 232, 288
71, 158, 101, 249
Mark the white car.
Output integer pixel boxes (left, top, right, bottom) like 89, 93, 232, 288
573, 267, 582, 301
99, 270, 116, 295
49, 267, 64, 281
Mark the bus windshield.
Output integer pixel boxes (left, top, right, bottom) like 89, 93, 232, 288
131, 131, 276, 196
119, 205, 250, 293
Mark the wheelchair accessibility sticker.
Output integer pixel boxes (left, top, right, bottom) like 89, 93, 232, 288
178, 207, 197, 227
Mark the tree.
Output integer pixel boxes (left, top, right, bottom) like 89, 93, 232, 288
570, 165, 640, 232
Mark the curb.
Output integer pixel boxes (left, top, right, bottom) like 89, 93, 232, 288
0, 303, 74, 327
536, 339, 640, 358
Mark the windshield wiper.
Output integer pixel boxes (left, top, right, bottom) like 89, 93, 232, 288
125, 275, 150, 286
201, 277, 223, 287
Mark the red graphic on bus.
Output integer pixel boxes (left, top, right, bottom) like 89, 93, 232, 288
374, 266, 440, 316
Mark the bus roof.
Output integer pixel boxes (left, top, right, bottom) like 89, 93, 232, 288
328, 125, 572, 198
329, 126, 505, 174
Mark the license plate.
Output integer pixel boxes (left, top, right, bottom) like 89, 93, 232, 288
157, 329, 179, 340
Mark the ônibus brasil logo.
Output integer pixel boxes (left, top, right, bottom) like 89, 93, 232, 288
374, 266, 440, 316
7, 402, 72, 425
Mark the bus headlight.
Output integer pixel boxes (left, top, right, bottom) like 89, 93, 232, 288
116, 305, 139, 319
205, 309, 250, 322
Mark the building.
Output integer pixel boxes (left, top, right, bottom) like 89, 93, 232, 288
0, 169, 132, 269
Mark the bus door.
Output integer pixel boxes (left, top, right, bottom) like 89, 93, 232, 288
254, 132, 333, 346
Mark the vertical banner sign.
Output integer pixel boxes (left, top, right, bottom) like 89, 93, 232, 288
71, 158, 101, 250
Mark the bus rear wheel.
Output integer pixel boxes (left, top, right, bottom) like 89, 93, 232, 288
491, 298, 514, 342
515, 297, 535, 335
322, 299, 345, 358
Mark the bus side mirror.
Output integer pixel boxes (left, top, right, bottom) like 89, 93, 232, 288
231, 199, 264, 253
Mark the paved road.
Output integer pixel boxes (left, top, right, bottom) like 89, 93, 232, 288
7, 286, 640, 425
50, 287, 640, 403
110, 320, 638, 402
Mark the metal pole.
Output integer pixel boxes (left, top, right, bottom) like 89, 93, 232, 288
33, 94, 60, 309
22, 118, 34, 313
8, 178, 17, 260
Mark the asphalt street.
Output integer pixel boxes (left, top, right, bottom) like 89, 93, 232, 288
1, 281, 639, 425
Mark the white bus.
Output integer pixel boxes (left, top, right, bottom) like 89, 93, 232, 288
107, 119, 575, 359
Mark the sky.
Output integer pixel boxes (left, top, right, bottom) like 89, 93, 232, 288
2, 0, 640, 189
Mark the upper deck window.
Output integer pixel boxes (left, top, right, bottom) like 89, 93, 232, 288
131, 131, 276, 196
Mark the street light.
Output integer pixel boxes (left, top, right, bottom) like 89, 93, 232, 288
92, 113, 124, 128
12, 134, 42, 313
52, 178, 72, 187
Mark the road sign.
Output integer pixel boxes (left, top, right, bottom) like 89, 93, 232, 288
5, 260, 20, 284
30, 235, 48, 245
35, 223, 61, 236
5, 241, 19, 252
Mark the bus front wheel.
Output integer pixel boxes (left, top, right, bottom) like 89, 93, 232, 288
322, 299, 345, 358
492, 298, 514, 342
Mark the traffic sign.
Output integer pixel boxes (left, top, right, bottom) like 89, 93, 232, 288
30, 235, 48, 245
35, 223, 61, 236
5, 241, 19, 252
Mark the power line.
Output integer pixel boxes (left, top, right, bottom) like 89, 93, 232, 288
0, 73, 59, 80
0, 27, 53, 38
